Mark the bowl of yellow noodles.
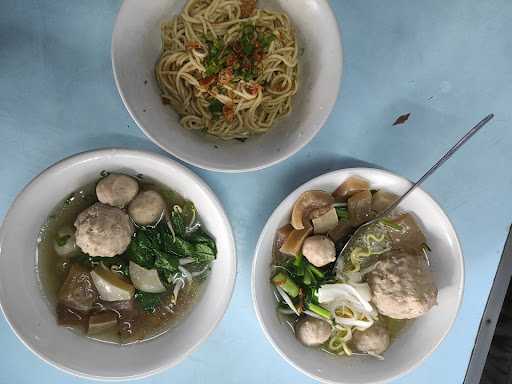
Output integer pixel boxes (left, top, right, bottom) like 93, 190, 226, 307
112, 0, 342, 172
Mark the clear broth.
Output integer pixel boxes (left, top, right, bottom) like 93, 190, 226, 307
271, 235, 412, 355
37, 175, 209, 344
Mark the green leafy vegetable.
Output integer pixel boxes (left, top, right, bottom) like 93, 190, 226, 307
182, 200, 196, 226
134, 291, 161, 313
193, 243, 217, 263
188, 229, 217, 254
335, 207, 349, 221
165, 237, 216, 264
170, 209, 186, 238
127, 231, 157, 269
160, 189, 182, 207
154, 253, 179, 283
128, 217, 216, 273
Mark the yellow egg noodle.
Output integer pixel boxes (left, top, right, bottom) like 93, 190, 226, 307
155, 0, 298, 140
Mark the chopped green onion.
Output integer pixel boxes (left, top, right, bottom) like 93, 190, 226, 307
303, 267, 314, 286
292, 253, 305, 277
307, 264, 325, 279
208, 99, 223, 115
422, 243, 432, 252
306, 303, 331, 320
240, 24, 256, 55
272, 272, 299, 298
258, 33, 276, 50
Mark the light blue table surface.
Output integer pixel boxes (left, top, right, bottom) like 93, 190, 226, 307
1, 0, 511, 383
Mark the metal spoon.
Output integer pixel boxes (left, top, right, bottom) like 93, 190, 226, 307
335, 113, 494, 271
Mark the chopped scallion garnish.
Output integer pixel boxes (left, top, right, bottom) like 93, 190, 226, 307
306, 303, 331, 320
272, 272, 299, 298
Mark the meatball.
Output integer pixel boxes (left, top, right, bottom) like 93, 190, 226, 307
351, 324, 390, 355
74, 203, 134, 257
367, 251, 438, 319
96, 174, 139, 208
295, 317, 332, 347
128, 190, 166, 226
302, 235, 336, 267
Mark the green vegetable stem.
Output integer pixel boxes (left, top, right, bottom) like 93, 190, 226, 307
306, 303, 331, 320
272, 272, 299, 298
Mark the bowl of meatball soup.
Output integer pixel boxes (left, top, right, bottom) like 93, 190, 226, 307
0, 148, 236, 380
251, 168, 463, 384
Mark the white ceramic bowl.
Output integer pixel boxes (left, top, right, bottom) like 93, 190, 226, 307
252, 168, 464, 384
112, 0, 342, 172
0, 149, 236, 380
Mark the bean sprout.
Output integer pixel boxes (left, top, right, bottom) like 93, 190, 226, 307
171, 278, 185, 305
179, 266, 192, 283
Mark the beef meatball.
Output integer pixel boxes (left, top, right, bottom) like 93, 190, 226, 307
295, 317, 332, 347
351, 324, 390, 355
96, 173, 139, 208
74, 203, 134, 257
367, 251, 437, 319
302, 235, 336, 267
128, 190, 166, 226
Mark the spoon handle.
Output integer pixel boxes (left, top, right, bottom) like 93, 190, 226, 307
378, 113, 494, 219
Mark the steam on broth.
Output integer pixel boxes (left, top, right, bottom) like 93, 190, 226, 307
38, 173, 216, 344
